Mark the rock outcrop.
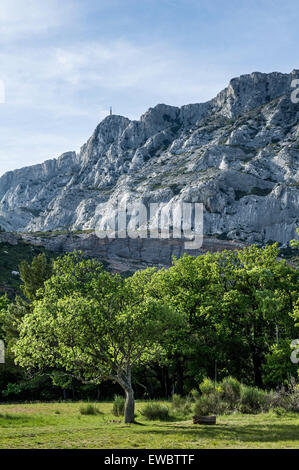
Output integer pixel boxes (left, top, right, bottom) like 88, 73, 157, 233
0, 70, 298, 246
18, 232, 246, 273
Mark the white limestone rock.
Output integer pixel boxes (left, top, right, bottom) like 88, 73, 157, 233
0, 70, 298, 246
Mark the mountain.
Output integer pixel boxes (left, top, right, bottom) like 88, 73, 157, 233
0, 70, 299, 247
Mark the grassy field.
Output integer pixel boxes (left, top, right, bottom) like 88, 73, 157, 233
0, 401, 298, 449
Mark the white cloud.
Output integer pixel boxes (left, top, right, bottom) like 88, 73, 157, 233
0, 33, 234, 175
0, 0, 74, 41
0, 37, 228, 115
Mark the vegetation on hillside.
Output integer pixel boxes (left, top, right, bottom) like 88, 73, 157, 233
0, 241, 54, 297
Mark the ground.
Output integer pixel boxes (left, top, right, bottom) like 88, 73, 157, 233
0, 401, 298, 449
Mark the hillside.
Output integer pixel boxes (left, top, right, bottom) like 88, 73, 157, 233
0, 234, 53, 297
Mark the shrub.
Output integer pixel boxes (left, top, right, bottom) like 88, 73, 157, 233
271, 407, 288, 417
194, 394, 229, 416
220, 377, 241, 408
288, 382, 299, 412
171, 394, 192, 415
79, 404, 102, 415
238, 385, 267, 414
268, 381, 299, 412
113, 395, 125, 417
141, 402, 170, 421
199, 377, 216, 395
190, 388, 200, 401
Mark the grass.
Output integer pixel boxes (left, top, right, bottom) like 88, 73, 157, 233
0, 401, 298, 449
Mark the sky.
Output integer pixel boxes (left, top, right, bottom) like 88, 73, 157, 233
0, 0, 298, 175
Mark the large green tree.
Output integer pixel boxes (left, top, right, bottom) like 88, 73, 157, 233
149, 244, 298, 387
14, 253, 183, 423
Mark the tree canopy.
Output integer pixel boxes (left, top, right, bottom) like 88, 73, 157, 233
14, 253, 184, 422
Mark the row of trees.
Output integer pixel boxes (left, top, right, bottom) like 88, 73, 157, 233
0, 244, 298, 423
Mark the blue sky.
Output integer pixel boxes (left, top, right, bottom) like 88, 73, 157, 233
0, 0, 298, 175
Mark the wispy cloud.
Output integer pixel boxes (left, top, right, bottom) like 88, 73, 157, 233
0, 0, 74, 41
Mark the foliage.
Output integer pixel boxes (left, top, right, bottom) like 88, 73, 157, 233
220, 376, 241, 408
150, 245, 299, 388
190, 388, 200, 401
194, 377, 242, 415
199, 377, 216, 395
79, 404, 102, 416
50, 370, 74, 390
0, 241, 53, 295
171, 393, 192, 415
2, 374, 59, 401
238, 385, 268, 414
192, 377, 299, 415
13, 252, 184, 423
268, 380, 299, 412
1, 242, 298, 405
193, 394, 229, 416
113, 395, 125, 417
262, 339, 298, 387
19, 253, 52, 301
1, 382, 23, 397
140, 402, 170, 421
0, 295, 10, 338
290, 228, 299, 249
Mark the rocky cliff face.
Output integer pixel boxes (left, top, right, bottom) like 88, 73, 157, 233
1, 232, 245, 274
0, 70, 298, 246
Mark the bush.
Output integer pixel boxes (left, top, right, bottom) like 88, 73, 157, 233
238, 385, 267, 414
172, 394, 192, 415
199, 377, 216, 395
220, 377, 241, 408
193, 376, 299, 415
113, 395, 125, 417
268, 380, 299, 412
141, 402, 170, 421
287, 381, 299, 411
79, 404, 102, 415
194, 394, 229, 416
271, 407, 289, 417
190, 388, 200, 401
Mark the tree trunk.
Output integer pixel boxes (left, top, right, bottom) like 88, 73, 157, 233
252, 349, 263, 387
176, 357, 184, 395
124, 386, 135, 424
117, 370, 135, 424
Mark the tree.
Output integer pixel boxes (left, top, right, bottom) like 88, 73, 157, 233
290, 228, 299, 249
0, 295, 10, 340
262, 339, 298, 387
19, 253, 52, 301
149, 245, 298, 387
13, 253, 183, 423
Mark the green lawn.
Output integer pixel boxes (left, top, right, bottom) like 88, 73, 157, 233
0, 401, 298, 449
